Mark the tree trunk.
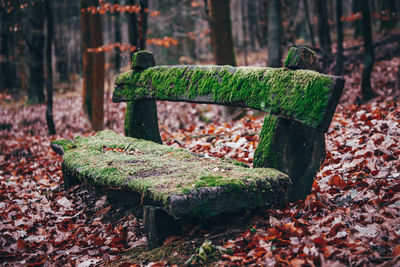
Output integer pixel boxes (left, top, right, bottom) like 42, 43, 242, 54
352, 0, 362, 38
335, 0, 344, 75
139, 0, 148, 50
45, 0, 56, 135
54, 0, 70, 84
81, 0, 105, 131
315, 0, 331, 52
0, 8, 13, 92
247, 0, 260, 49
267, 0, 282, 67
286, 0, 300, 45
242, 0, 248, 65
209, 0, 238, 118
27, 1, 46, 104
359, 0, 377, 101
124, 0, 162, 143
303, 0, 316, 47
113, 0, 121, 72
262, 0, 268, 46
209, 0, 237, 66
127, 0, 139, 54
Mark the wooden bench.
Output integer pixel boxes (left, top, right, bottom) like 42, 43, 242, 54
52, 47, 344, 248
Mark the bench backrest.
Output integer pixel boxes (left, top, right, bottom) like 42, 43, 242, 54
112, 47, 345, 201
113, 51, 343, 132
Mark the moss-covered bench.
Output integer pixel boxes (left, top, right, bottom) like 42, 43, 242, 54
52, 46, 344, 248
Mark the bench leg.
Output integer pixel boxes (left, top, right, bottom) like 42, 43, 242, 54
143, 206, 181, 249
125, 100, 162, 144
254, 114, 326, 201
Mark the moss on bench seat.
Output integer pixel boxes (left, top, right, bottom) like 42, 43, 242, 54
52, 130, 291, 218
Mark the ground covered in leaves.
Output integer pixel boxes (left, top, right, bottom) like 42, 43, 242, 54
1, 56, 400, 266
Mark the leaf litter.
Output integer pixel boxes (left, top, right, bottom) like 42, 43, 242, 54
0, 56, 399, 266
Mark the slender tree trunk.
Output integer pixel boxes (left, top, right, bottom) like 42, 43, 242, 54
247, 0, 259, 49
303, 0, 316, 47
54, 0, 70, 84
262, 0, 268, 46
0, 8, 13, 92
209, 0, 239, 118
242, 0, 248, 65
335, 0, 344, 75
359, 0, 377, 101
27, 1, 46, 104
352, 0, 362, 38
209, 0, 237, 66
267, 0, 282, 67
127, 0, 138, 55
113, 0, 121, 72
81, 0, 105, 131
45, 0, 56, 135
286, 0, 300, 45
139, 0, 148, 50
315, 0, 331, 52
124, 0, 161, 143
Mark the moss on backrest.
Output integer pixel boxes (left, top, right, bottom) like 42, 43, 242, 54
114, 65, 340, 131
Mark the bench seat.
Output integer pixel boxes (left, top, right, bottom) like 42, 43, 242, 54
52, 130, 291, 219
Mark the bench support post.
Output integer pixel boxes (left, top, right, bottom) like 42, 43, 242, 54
143, 205, 181, 249
254, 114, 326, 201
125, 100, 162, 144
124, 50, 162, 144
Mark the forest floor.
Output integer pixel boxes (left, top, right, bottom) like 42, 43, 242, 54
1, 54, 400, 266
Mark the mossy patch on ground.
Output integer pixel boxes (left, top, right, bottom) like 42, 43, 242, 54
53, 130, 291, 218
114, 65, 337, 130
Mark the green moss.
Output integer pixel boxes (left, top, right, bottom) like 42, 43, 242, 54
114, 65, 333, 129
51, 139, 76, 152
57, 130, 290, 213
253, 114, 278, 168
284, 47, 295, 67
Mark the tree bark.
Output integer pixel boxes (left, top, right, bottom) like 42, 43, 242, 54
45, 0, 56, 135
125, 0, 162, 143
81, 0, 105, 131
267, 0, 282, 67
113, 0, 121, 72
0, 8, 13, 92
315, 0, 331, 52
54, 0, 70, 83
303, 0, 316, 47
209, 0, 237, 66
261, 0, 268, 46
127, 0, 139, 55
359, 0, 377, 101
139, 0, 148, 50
209, 0, 238, 118
335, 0, 344, 75
352, 0, 362, 38
27, 1, 46, 104
242, 0, 248, 65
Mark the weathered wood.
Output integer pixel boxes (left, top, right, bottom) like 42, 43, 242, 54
284, 46, 317, 71
52, 130, 292, 218
254, 115, 326, 201
125, 50, 162, 144
143, 206, 181, 249
113, 64, 344, 132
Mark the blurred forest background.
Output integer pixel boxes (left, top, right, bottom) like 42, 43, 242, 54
1, 0, 400, 131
